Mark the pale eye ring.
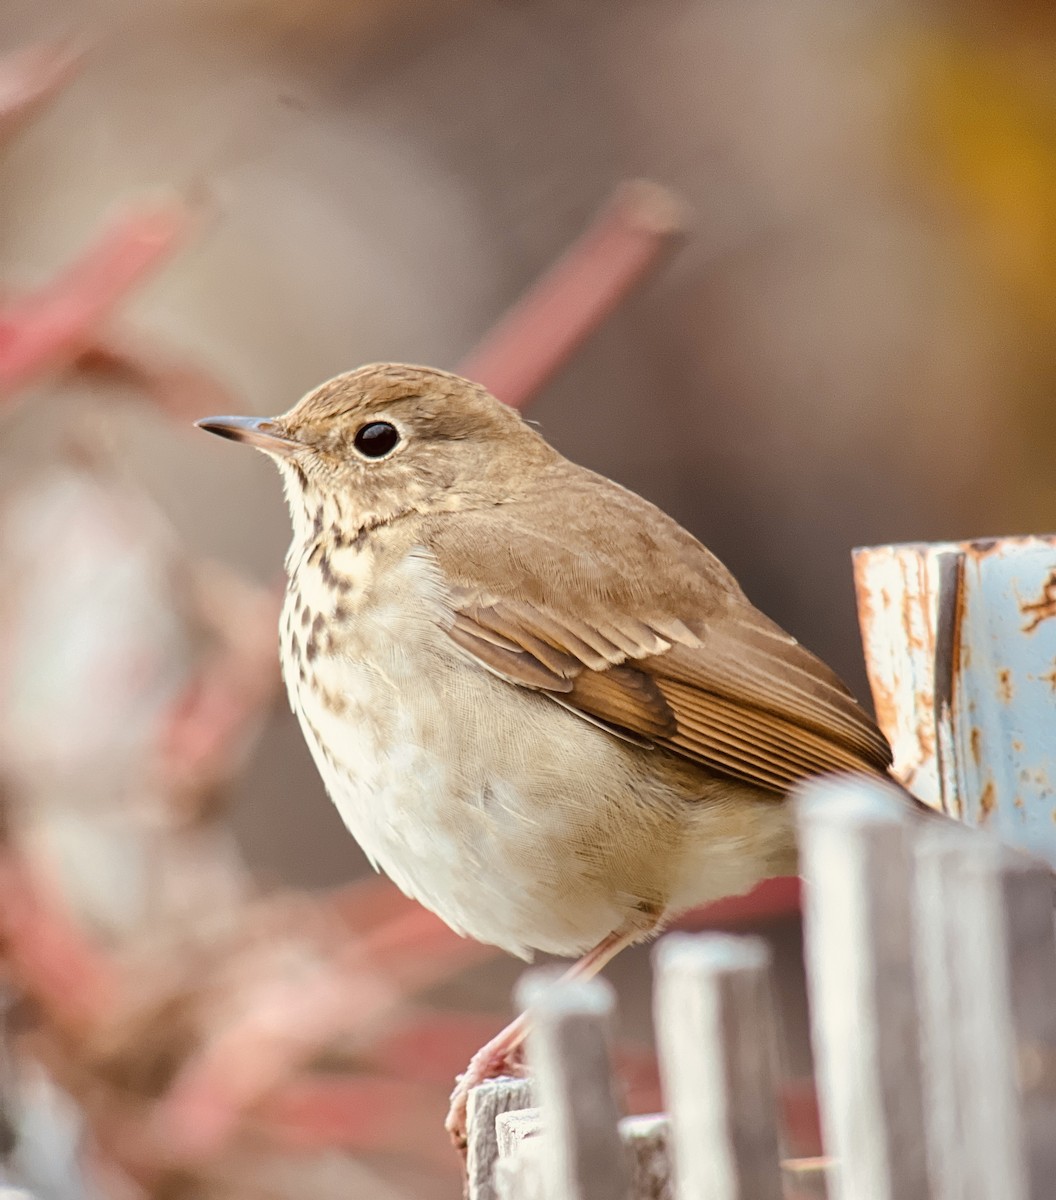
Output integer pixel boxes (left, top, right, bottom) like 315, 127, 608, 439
353, 421, 400, 458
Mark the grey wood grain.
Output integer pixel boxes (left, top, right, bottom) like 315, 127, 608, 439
653, 934, 782, 1200
516, 970, 631, 1200
797, 777, 930, 1200
467, 1077, 536, 1200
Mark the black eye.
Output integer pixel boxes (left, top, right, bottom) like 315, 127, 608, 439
353, 421, 400, 458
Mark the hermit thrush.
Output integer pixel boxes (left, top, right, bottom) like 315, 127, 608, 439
197, 363, 892, 1146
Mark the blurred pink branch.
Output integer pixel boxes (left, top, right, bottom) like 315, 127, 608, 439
0, 853, 120, 1035
145, 880, 498, 1163
457, 180, 687, 408
146, 947, 398, 1162
154, 567, 283, 811
77, 329, 238, 421
0, 200, 201, 399
0, 40, 84, 146
329, 876, 497, 995
0, 42, 229, 415
258, 1074, 459, 1165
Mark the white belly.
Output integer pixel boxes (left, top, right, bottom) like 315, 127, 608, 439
279, 545, 643, 958
286, 665, 647, 957
280, 541, 792, 960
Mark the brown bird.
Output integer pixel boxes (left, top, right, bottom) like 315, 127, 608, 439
196, 363, 892, 1147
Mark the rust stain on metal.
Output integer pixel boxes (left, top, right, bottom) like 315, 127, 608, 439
979, 780, 996, 822
852, 556, 876, 625
997, 668, 1014, 702
964, 537, 1003, 559
1013, 738, 1024, 752
1014, 795, 1025, 810
970, 727, 982, 766
914, 690, 935, 760
1020, 766, 1052, 789
1040, 660, 1056, 693
901, 592, 927, 654
1020, 569, 1056, 633
867, 671, 900, 747
852, 560, 901, 740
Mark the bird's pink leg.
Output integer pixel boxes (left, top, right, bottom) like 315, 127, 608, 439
444, 927, 640, 1150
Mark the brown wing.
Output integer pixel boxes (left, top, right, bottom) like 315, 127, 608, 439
426, 464, 892, 794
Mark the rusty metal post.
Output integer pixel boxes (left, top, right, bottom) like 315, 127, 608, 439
853, 535, 1056, 866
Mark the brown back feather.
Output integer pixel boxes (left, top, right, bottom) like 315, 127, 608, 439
424, 461, 892, 794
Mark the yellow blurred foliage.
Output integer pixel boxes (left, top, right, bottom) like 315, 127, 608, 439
906, 30, 1056, 335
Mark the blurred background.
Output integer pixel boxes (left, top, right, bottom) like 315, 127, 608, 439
0, 0, 1054, 1197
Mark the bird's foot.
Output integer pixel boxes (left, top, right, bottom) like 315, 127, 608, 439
445, 1019, 529, 1154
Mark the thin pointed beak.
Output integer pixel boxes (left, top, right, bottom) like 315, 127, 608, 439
194, 415, 302, 455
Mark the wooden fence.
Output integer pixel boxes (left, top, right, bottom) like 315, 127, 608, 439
465, 774, 1056, 1200
463, 533, 1056, 1200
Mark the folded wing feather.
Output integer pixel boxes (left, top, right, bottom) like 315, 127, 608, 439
424, 467, 892, 795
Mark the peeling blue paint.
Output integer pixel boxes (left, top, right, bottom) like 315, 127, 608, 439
954, 544, 1056, 863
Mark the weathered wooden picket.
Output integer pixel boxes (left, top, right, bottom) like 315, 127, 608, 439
465, 535, 1056, 1200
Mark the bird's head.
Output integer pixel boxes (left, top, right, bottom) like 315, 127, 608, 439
196, 364, 555, 537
